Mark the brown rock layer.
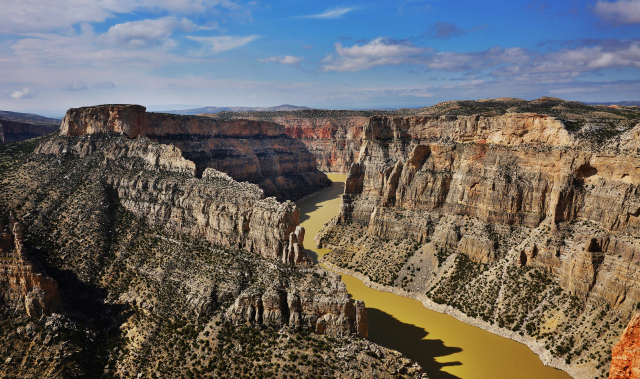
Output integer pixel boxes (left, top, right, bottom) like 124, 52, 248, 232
59, 104, 331, 201
610, 313, 640, 379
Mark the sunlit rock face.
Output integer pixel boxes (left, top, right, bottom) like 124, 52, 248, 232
60, 104, 331, 202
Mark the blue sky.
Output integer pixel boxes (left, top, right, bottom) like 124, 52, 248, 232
1, 0, 639, 115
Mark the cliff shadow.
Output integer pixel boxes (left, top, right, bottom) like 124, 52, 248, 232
298, 180, 344, 225
367, 308, 463, 379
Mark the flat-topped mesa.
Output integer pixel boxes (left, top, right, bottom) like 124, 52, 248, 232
59, 104, 331, 202
364, 113, 573, 146
35, 134, 312, 266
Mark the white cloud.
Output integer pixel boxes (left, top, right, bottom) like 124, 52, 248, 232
187, 35, 259, 53
594, 0, 640, 24
322, 37, 427, 72
11, 88, 34, 99
298, 7, 353, 19
258, 55, 303, 65
100, 17, 208, 48
0, 0, 240, 34
425, 47, 530, 72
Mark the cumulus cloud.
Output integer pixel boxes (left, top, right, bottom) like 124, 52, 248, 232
258, 55, 303, 65
187, 35, 259, 52
100, 17, 208, 48
321, 37, 427, 72
10, 88, 34, 99
594, 0, 640, 24
298, 7, 353, 19
0, 0, 240, 34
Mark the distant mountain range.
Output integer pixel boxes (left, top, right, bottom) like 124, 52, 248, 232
158, 104, 314, 115
583, 101, 640, 107
0, 110, 61, 125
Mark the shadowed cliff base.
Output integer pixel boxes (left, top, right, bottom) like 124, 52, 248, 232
367, 308, 463, 379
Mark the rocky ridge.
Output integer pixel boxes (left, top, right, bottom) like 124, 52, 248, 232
60, 104, 331, 201
316, 98, 640, 379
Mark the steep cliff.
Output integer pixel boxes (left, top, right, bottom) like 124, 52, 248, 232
0, 119, 58, 144
610, 313, 640, 379
59, 104, 331, 201
209, 109, 415, 173
317, 102, 640, 379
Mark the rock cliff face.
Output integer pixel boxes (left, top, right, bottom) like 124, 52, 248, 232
610, 313, 640, 379
0, 119, 58, 144
59, 104, 331, 201
208, 110, 406, 173
317, 102, 640, 379
226, 271, 368, 337
0, 214, 62, 317
34, 134, 311, 266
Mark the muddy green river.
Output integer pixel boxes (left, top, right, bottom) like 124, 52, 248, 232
298, 174, 572, 379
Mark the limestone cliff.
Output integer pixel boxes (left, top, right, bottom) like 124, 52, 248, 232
59, 104, 331, 201
317, 101, 640, 379
207, 109, 412, 173
610, 313, 640, 379
226, 271, 368, 338
34, 134, 311, 266
0, 119, 58, 144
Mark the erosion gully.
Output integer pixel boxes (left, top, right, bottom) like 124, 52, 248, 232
298, 174, 571, 379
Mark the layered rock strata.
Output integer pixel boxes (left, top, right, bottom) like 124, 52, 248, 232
317, 109, 640, 378
0, 214, 62, 317
59, 104, 331, 201
35, 134, 311, 266
610, 313, 640, 379
227, 271, 368, 337
209, 110, 374, 173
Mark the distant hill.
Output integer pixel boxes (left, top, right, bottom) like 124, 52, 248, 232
0, 110, 61, 125
583, 101, 640, 107
159, 104, 314, 115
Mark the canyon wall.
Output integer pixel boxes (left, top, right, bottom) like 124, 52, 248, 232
0, 120, 58, 144
208, 110, 395, 173
59, 104, 331, 201
317, 108, 640, 379
34, 135, 310, 266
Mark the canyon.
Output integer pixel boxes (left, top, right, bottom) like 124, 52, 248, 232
0, 113, 424, 378
0, 111, 59, 144
2, 97, 640, 378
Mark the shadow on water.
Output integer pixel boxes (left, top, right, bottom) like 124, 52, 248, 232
298, 181, 345, 225
367, 308, 463, 379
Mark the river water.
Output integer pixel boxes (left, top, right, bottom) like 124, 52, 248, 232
298, 174, 572, 379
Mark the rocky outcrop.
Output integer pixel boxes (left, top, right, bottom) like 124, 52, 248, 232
35, 134, 312, 266
59, 104, 331, 201
226, 270, 368, 337
610, 313, 640, 379
0, 214, 62, 317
